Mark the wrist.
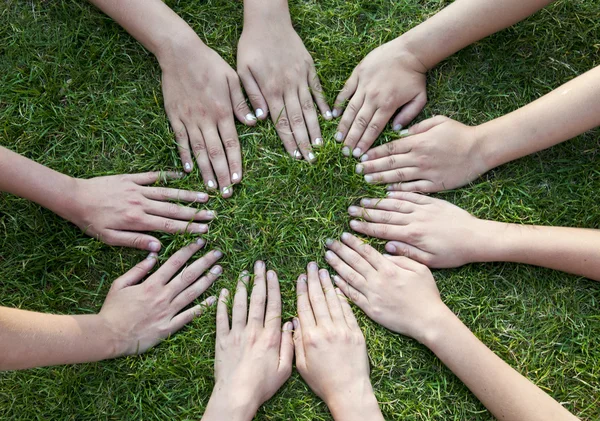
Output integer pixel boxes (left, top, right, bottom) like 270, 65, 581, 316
325, 380, 383, 421
154, 29, 207, 68
473, 121, 512, 172
50, 175, 83, 224
391, 36, 429, 74
243, 0, 292, 28
90, 314, 125, 360
419, 305, 463, 351
203, 384, 258, 421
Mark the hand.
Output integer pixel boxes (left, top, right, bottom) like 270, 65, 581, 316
333, 39, 427, 159
293, 262, 383, 421
160, 35, 257, 196
357, 116, 488, 192
237, 9, 331, 162
100, 239, 222, 356
348, 192, 489, 268
203, 262, 293, 421
67, 172, 214, 251
324, 233, 446, 344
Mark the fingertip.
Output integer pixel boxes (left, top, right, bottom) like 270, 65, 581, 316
324, 110, 333, 120
292, 317, 299, 330
148, 241, 161, 252
283, 321, 293, 331
205, 296, 217, 306
197, 192, 209, 203
184, 162, 193, 173
332, 108, 341, 118
386, 243, 397, 253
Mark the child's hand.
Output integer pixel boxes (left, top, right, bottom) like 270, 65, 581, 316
325, 233, 447, 344
293, 263, 384, 421
68, 172, 214, 251
357, 116, 487, 193
203, 262, 293, 421
99, 240, 222, 356
332, 39, 427, 159
237, 9, 331, 162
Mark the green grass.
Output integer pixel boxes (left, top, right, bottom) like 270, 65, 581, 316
1, 0, 600, 419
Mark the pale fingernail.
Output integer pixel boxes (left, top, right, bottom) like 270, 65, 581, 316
360, 154, 369, 162
308, 261, 318, 270
222, 186, 231, 195
184, 162, 191, 172
386, 184, 394, 191
149, 242, 161, 252
314, 138, 323, 146
206, 210, 216, 218
255, 108, 264, 118
267, 270, 275, 281
308, 152, 316, 162
341, 232, 350, 240
294, 149, 302, 159
348, 206, 359, 215
325, 110, 332, 119
146, 252, 158, 260
332, 109, 340, 118
292, 318, 299, 329
325, 250, 335, 260
349, 220, 359, 229
206, 296, 217, 306
245, 113, 256, 122
210, 265, 222, 275
386, 243, 397, 253
355, 164, 364, 174
393, 124, 403, 131
400, 129, 409, 136
364, 175, 374, 183
214, 250, 223, 258
208, 180, 215, 189
197, 224, 208, 233
256, 260, 264, 269
283, 321, 293, 331
196, 238, 206, 246
299, 275, 307, 283
333, 275, 341, 285
220, 289, 229, 298
342, 146, 350, 157
325, 238, 334, 246
232, 172, 240, 182
386, 191, 393, 196
319, 269, 329, 280
361, 198, 371, 206
353, 148, 362, 158
335, 131, 343, 142
197, 192, 208, 201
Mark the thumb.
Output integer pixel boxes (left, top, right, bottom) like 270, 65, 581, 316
103, 230, 162, 252
111, 253, 157, 290
278, 321, 295, 376
406, 115, 449, 136
292, 318, 306, 369
391, 91, 428, 131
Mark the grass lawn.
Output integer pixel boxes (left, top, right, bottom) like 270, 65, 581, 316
1, 0, 600, 419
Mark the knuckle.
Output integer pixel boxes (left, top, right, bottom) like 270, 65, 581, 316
290, 114, 304, 126
394, 169, 406, 182
385, 142, 397, 154
276, 117, 290, 130
386, 155, 397, 168
234, 100, 248, 114
223, 138, 239, 150
167, 203, 180, 217
163, 219, 176, 232
192, 141, 206, 155
355, 116, 369, 129
208, 146, 223, 159
302, 99, 314, 111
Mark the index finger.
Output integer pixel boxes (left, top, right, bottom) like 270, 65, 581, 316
340, 232, 388, 270
265, 269, 282, 332
151, 239, 205, 284
296, 274, 315, 328
361, 138, 413, 163
247, 261, 267, 329
307, 262, 332, 325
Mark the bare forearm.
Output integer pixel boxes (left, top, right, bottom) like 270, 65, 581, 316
399, 0, 553, 70
0, 308, 118, 370
242, 0, 291, 26
476, 222, 600, 281
327, 387, 385, 421
423, 308, 578, 421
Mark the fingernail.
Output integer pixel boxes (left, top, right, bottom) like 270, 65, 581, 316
196, 238, 206, 246
360, 154, 369, 162
308, 152, 316, 162
197, 192, 208, 201
361, 198, 371, 206
335, 131, 343, 142
210, 265, 222, 275
325, 238, 334, 246
294, 149, 302, 159
208, 180, 215, 189
325, 250, 335, 260
214, 250, 223, 258
308, 262, 318, 270
146, 252, 158, 260
232, 172, 240, 182
314, 137, 323, 146
206, 296, 217, 305
364, 175, 374, 183
332, 109, 340, 118
196, 224, 208, 233
267, 270, 275, 281
341, 232, 350, 240
300, 275, 307, 283
319, 269, 329, 280
386, 243, 397, 253
292, 318, 299, 329
184, 162, 192, 172
349, 220, 359, 229
255, 108, 264, 118
348, 206, 359, 215
355, 164, 364, 174
325, 110, 332, 119
256, 260, 265, 269
342, 146, 350, 157
386, 191, 393, 196
334, 287, 342, 294
353, 148, 362, 158
283, 321, 293, 331
206, 210, 216, 218
220, 289, 229, 298
222, 186, 231, 195
333, 275, 341, 285
245, 112, 256, 122
149, 242, 161, 252
393, 124, 403, 131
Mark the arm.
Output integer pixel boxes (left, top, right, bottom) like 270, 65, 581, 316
88, 0, 256, 195
0, 242, 222, 370
237, 0, 331, 162
325, 233, 578, 420
0, 146, 214, 251
332, 0, 554, 158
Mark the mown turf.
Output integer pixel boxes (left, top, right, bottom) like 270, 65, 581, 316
1, 0, 599, 419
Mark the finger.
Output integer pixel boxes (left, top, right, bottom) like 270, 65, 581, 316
239, 69, 269, 120
218, 119, 243, 184
168, 117, 194, 173
248, 261, 267, 328
332, 274, 368, 308
231, 271, 249, 330
384, 191, 432, 204
269, 99, 297, 157
404, 115, 448, 136
364, 167, 421, 185
335, 287, 361, 330
333, 71, 359, 118
144, 201, 216, 222
202, 128, 232, 197
319, 269, 345, 324
296, 274, 315, 327
168, 249, 223, 298
385, 242, 432, 267
216, 288, 230, 337
102, 230, 163, 252
352, 109, 390, 159
357, 197, 417, 213
339, 232, 389, 271
349, 219, 404, 241
265, 269, 282, 331
324, 248, 367, 295
356, 154, 414, 176
284, 91, 313, 162
279, 321, 294, 375
325, 236, 375, 278
169, 296, 217, 333
359, 139, 412, 163
386, 180, 437, 193
392, 91, 427, 130
299, 86, 322, 153
342, 104, 376, 154
187, 125, 217, 190
111, 252, 158, 290
228, 75, 257, 126
153, 239, 206, 284
307, 262, 331, 325
143, 186, 209, 204
127, 171, 184, 185
170, 265, 222, 310
347, 207, 409, 226
307, 66, 331, 120
292, 318, 306, 369
140, 215, 208, 235
335, 93, 365, 144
